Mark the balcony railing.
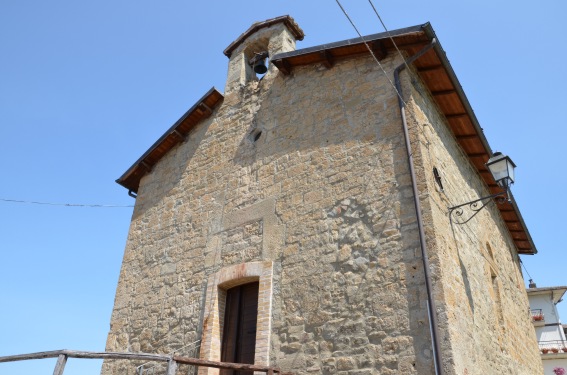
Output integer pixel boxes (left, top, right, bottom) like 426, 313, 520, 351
531, 309, 545, 322
539, 340, 567, 354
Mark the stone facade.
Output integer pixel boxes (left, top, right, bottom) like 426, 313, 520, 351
103, 17, 542, 375
406, 72, 542, 374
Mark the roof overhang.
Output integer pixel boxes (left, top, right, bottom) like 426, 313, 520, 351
527, 287, 567, 304
115, 87, 224, 194
271, 22, 536, 255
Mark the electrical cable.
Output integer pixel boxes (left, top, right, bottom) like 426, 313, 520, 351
333, 5, 444, 373
334, 0, 406, 105
334, 0, 432, 161
366, 0, 434, 154
519, 258, 534, 281
0, 198, 133, 208
367, 0, 412, 72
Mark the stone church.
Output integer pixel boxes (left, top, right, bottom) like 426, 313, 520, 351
103, 16, 542, 375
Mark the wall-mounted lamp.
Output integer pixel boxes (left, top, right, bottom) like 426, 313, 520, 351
486, 152, 516, 190
449, 152, 516, 224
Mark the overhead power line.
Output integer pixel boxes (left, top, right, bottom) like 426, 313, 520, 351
0, 198, 134, 208
334, 0, 406, 105
367, 0, 411, 72
334, 0, 432, 159
519, 258, 534, 281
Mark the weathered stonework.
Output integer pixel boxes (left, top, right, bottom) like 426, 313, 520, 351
103, 17, 542, 375
404, 71, 542, 374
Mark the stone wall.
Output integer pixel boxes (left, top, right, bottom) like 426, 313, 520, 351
403, 64, 542, 374
103, 47, 438, 374
102, 21, 541, 375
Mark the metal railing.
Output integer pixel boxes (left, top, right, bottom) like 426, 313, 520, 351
539, 340, 567, 354
0, 349, 293, 375
531, 309, 544, 322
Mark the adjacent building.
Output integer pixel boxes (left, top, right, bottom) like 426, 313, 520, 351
528, 284, 567, 374
102, 16, 542, 375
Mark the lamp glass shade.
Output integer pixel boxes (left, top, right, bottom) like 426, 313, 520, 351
486, 152, 516, 188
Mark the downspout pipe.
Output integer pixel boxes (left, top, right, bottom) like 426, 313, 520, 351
394, 39, 443, 375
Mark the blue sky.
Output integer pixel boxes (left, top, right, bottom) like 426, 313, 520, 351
1, 1, 565, 374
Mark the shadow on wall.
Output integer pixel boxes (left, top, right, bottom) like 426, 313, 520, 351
132, 55, 401, 221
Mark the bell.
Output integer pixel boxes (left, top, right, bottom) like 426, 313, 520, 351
253, 58, 268, 74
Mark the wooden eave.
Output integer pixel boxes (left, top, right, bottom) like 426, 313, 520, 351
116, 87, 224, 193
271, 23, 537, 255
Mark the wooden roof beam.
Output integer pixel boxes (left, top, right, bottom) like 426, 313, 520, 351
319, 50, 334, 69
418, 64, 444, 72
198, 102, 213, 116
272, 59, 292, 75
446, 113, 468, 119
456, 134, 479, 140
432, 89, 457, 96
392, 41, 429, 50
467, 152, 488, 158
173, 129, 187, 142
140, 161, 153, 173
370, 41, 388, 60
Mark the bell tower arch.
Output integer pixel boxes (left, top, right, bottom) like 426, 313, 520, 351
223, 16, 304, 93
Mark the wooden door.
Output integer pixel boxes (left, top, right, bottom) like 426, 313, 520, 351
220, 282, 259, 375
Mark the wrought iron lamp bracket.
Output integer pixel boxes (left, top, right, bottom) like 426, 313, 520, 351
448, 191, 509, 225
